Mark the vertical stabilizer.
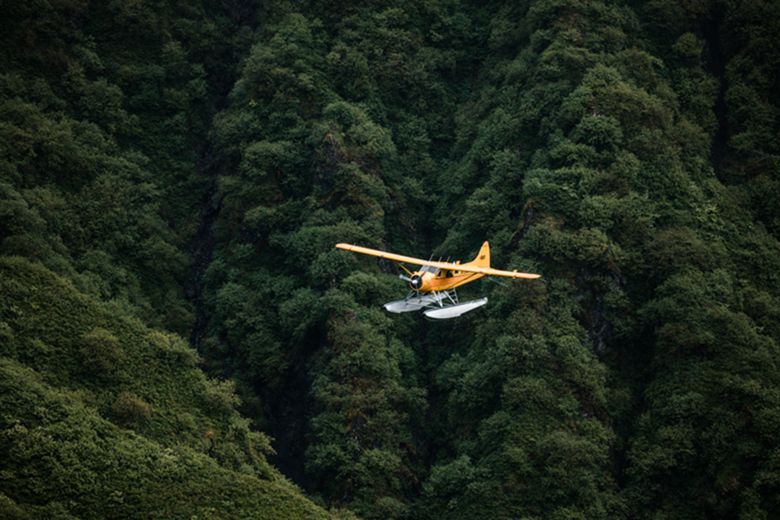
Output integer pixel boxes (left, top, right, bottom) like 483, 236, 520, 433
472, 241, 490, 267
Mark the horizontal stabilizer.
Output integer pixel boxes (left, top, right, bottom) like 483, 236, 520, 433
423, 298, 488, 319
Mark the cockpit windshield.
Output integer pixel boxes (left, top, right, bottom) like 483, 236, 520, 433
420, 265, 440, 274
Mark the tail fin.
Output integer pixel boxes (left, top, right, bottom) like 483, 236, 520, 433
472, 241, 490, 267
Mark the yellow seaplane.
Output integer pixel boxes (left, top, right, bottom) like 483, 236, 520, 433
336, 241, 540, 319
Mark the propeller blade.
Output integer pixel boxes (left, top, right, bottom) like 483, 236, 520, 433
399, 274, 413, 283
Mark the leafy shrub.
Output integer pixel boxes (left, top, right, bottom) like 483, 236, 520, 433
202, 378, 240, 414
110, 391, 153, 427
79, 327, 125, 376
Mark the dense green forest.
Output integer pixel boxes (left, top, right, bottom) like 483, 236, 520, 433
2, 0, 780, 518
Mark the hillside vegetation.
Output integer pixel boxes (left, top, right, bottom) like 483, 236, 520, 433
2, 0, 780, 518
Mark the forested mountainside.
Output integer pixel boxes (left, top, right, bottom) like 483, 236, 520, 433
2, 0, 780, 518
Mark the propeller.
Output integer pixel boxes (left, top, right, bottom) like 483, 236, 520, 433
396, 263, 423, 296
398, 274, 423, 294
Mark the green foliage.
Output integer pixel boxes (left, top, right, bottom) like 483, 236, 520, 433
111, 391, 154, 428
0, 357, 329, 519
79, 327, 126, 377
4, 0, 780, 518
306, 303, 425, 518
202, 378, 241, 414
0, 257, 327, 517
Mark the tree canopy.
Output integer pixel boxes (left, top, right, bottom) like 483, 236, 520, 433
3, 0, 780, 518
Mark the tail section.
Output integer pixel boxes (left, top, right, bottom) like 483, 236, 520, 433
472, 241, 490, 267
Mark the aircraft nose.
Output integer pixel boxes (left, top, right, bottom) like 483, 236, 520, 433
410, 275, 423, 290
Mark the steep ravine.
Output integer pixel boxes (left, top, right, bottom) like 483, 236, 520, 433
701, 6, 729, 180
187, 144, 222, 351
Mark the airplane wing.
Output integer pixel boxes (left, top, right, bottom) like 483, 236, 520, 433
335, 243, 541, 279
455, 265, 542, 279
